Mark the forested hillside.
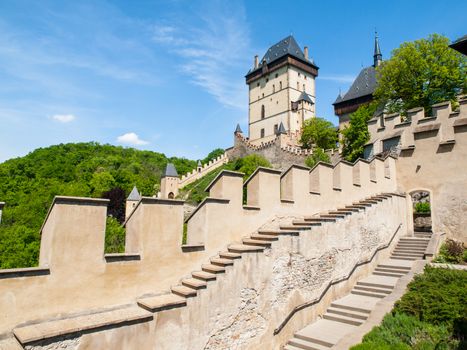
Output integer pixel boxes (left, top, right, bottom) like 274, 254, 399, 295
0, 142, 197, 269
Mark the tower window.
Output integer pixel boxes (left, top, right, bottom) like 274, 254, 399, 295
262, 93, 264, 98
275, 73, 278, 78
303, 84, 305, 91
274, 124, 278, 134
261, 105, 265, 119
296, 82, 299, 90
280, 81, 282, 89
273, 84, 275, 93
260, 128, 265, 138
298, 72, 301, 77
304, 75, 307, 80
257, 82, 259, 87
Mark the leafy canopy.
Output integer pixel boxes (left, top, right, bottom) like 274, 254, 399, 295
300, 117, 338, 150
341, 103, 377, 162
374, 34, 467, 115
304, 148, 331, 169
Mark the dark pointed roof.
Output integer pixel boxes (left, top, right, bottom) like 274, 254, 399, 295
333, 66, 377, 105
162, 163, 178, 178
197, 160, 202, 167
450, 35, 467, 55
235, 123, 243, 134
261, 35, 307, 65
374, 32, 382, 67
276, 122, 287, 135
297, 91, 314, 104
127, 186, 141, 201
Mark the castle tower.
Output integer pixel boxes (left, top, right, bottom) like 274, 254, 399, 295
160, 163, 179, 199
125, 186, 141, 219
374, 32, 382, 67
245, 36, 319, 146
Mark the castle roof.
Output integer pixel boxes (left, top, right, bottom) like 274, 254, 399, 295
235, 123, 243, 134
297, 91, 314, 104
261, 35, 306, 65
450, 34, 467, 55
333, 66, 377, 105
276, 122, 287, 135
127, 186, 141, 201
162, 163, 178, 178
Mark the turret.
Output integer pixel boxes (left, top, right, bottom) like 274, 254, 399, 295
374, 32, 382, 67
125, 186, 141, 219
160, 163, 179, 199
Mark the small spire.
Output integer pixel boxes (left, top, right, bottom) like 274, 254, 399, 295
197, 160, 202, 167
276, 122, 287, 135
127, 186, 141, 201
234, 123, 243, 134
374, 31, 382, 67
162, 163, 178, 178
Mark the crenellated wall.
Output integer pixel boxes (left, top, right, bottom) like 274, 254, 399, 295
178, 153, 229, 189
0, 155, 403, 349
366, 95, 467, 241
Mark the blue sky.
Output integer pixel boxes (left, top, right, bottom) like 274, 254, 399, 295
0, 0, 465, 162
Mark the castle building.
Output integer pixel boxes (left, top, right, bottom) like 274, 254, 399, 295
245, 35, 319, 146
160, 163, 179, 199
333, 34, 383, 130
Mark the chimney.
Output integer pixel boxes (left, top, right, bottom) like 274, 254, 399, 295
254, 55, 259, 69
304, 46, 309, 60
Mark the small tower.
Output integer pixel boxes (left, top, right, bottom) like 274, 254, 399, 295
160, 163, 179, 199
125, 186, 141, 219
234, 123, 243, 135
197, 160, 202, 172
374, 32, 383, 67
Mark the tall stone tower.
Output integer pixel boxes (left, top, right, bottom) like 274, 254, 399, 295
245, 35, 319, 146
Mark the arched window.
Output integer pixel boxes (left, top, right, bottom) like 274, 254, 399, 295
168, 192, 174, 199
261, 105, 265, 119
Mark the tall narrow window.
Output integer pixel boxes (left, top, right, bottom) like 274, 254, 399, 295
261, 105, 265, 119
260, 128, 265, 138
280, 81, 282, 89
273, 84, 275, 93
303, 84, 305, 92
274, 124, 278, 134
296, 82, 299, 90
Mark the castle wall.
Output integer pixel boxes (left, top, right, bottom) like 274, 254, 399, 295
0, 156, 400, 349
367, 96, 467, 242
179, 153, 229, 189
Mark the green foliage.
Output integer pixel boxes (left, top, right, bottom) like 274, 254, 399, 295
300, 117, 338, 149
341, 103, 377, 162
233, 154, 271, 179
304, 148, 331, 168
0, 142, 197, 268
202, 148, 225, 164
374, 34, 467, 115
414, 202, 431, 213
434, 239, 466, 264
353, 267, 466, 349
351, 313, 458, 350
104, 216, 126, 253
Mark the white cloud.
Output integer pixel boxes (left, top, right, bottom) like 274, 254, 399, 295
151, 2, 251, 110
318, 75, 356, 83
117, 132, 149, 145
51, 114, 76, 123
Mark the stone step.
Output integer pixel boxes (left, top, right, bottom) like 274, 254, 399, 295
367, 197, 383, 202
320, 214, 346, 219
373, 271, 406, 277
328, 210, 352, 215
192, 270, 217, 281
337, 207, 360, 212
181, 278, 207, 290
280, 225, 314, 231
137, 294, 186, 312
326, 307, 369, 321
210, 257, 234, 266
250, 233, 279, 241
399, 238, 430, 242
359, 200, 378, 205
351, 289, 387, 299
304, 217, 336, 222
331, 294, 376, 314
228, 244, 264, 253
353, 285, 392, 294
396, 241, 429, 245
374, 267, 408, 275
219, 251, 242, 260
288, 337, 326, 350
392, 252, 424, 258
242, 238, 272, 247
202, 264, 225, 274
323, 312, 364, 326
257, 229, 300, 236
295, 319, 356, 347
390, 256, 418, 261
13, 306, 153, 345
292, 220, 323, 226
393, 250, 425, 255
377, 263, 411, 271
357, 280, 395, 290
394, 246, 426, 251
171, 285, 197, 298
353, 202, 372, 207
346, 205, 367, 210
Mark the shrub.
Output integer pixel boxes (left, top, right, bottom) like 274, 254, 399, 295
105, 216, 126, 253
435, 239, 466, 264
305, 148, 331, 168
414, 202, 430, 213
233, 154, 271, 179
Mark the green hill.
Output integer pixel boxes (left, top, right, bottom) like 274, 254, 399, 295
0, 142, 196, 269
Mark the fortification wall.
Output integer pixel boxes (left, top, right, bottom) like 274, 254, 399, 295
367, 96, 467, 242
0, 156, 401, 349
226, 133, 340, 170
179, 153, 229, 189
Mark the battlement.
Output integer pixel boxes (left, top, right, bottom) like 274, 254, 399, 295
366, 96, 467, 156
178, 153, 229, 188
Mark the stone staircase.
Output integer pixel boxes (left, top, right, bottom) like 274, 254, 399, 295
136, 193, 398, 313
284, 235, 429, 350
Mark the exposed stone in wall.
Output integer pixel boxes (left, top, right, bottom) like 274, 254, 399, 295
203, 288, 266, 350
25, 337, 79, 350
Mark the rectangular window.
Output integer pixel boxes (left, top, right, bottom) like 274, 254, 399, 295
382, 137, 401, 152
274, 124, 278, 134
260, 128, 265, 138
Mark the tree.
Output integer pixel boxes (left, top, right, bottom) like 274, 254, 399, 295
102, 187, 126, 224
202, 148, 225, 164
300, 117, 338, 149
305, 148, 331, 168
374, 34, 466, 115
341, 103, 377, 162
234, 154, 271, 178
